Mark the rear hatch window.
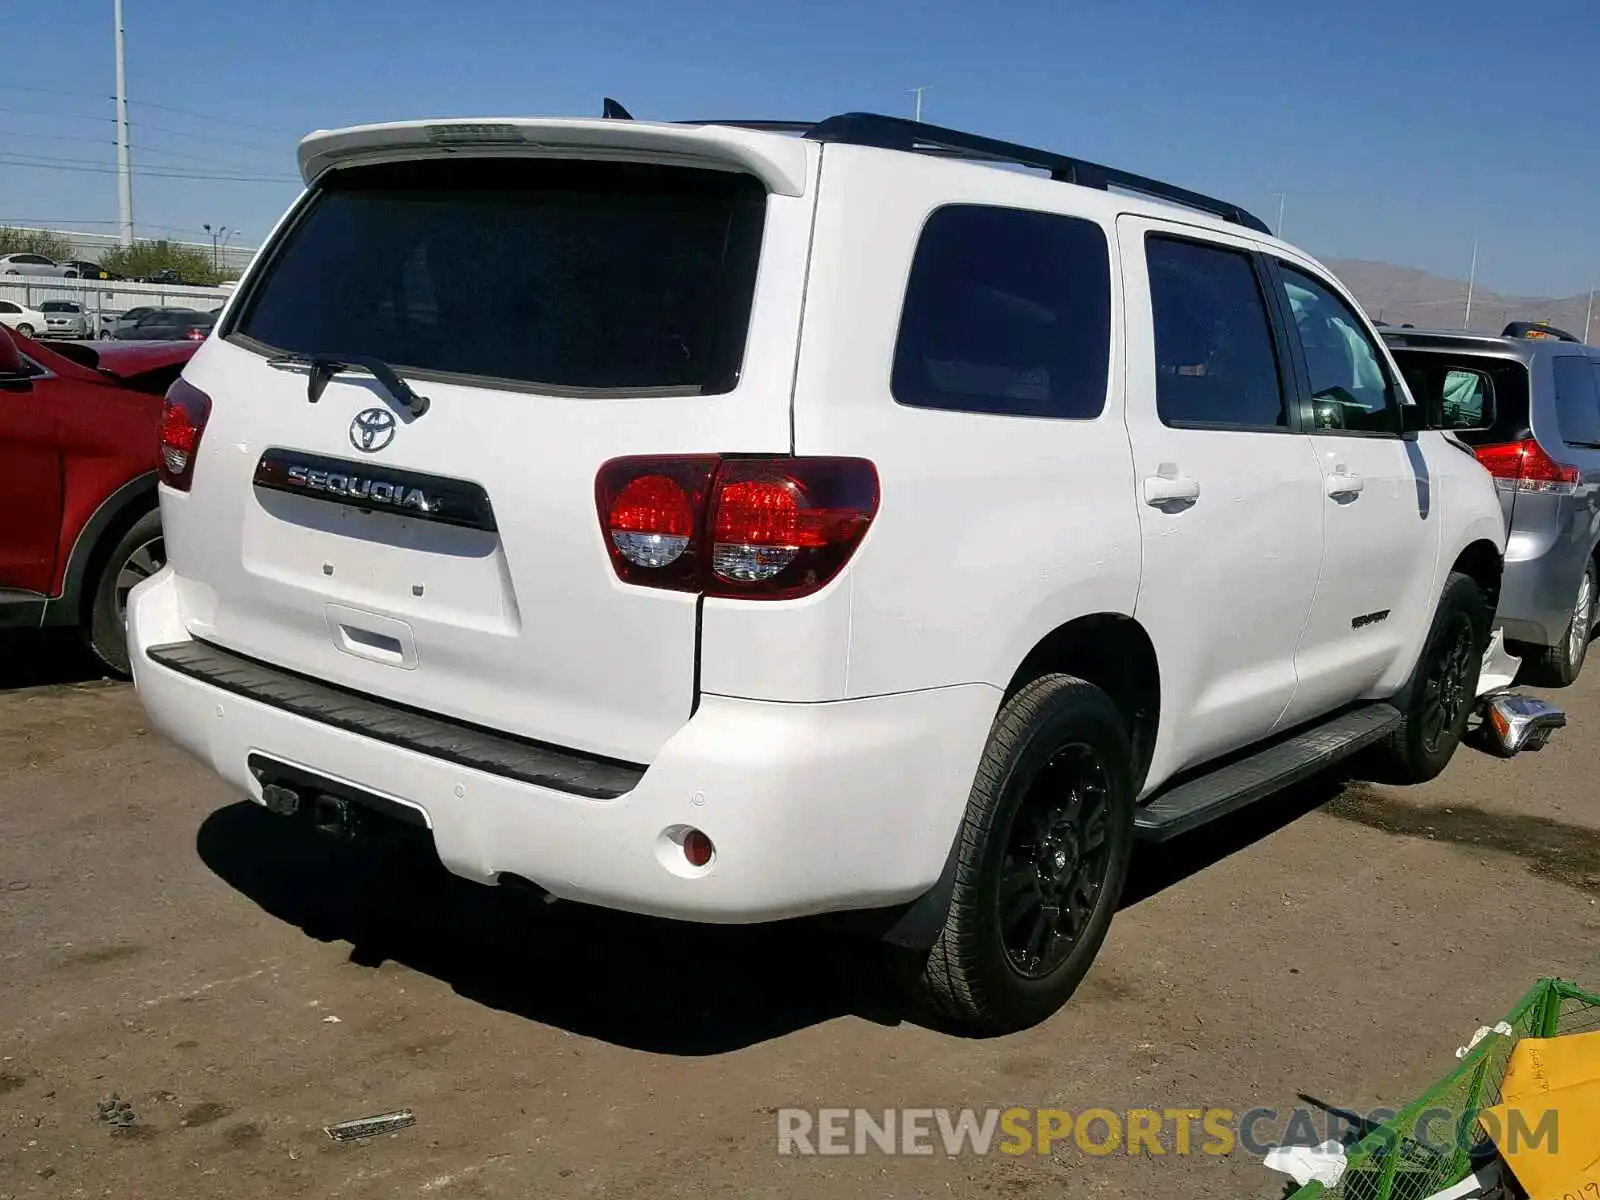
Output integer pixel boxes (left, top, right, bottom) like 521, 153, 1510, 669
229, 157, 767, 396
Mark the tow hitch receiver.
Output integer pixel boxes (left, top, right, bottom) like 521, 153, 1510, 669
311, 794, 361, 840
1473, 692, 1567, 757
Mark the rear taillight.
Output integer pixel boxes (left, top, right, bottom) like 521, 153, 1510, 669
159, 378, 211, 492
1473, 439, 1579, 495
595, 456, 879, 599
185, 327, 207, 341
595, 457, 719, 591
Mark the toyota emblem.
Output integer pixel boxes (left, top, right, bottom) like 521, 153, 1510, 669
349, 407, 397, 453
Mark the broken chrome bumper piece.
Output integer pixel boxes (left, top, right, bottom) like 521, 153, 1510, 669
1475, 693, 1567, 757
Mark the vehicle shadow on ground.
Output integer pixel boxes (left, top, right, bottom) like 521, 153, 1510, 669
196, 771, 1355, 1054
0, 632, 115, 691
195, 800, 909, 1054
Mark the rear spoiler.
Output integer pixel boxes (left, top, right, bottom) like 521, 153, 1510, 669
297, 118, 811, 197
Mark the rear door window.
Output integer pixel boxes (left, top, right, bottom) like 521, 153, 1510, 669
1551, 356, 1600, 448
891, 205, 1111, 420
231, 158, 767, 396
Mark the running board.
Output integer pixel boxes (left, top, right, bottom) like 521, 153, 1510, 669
1135, 702, 1402, 842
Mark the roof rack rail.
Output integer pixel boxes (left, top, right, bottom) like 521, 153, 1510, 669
677, 110, 1269, 235
685, 120, 817, 134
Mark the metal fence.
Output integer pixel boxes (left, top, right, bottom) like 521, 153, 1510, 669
1, 276, 233, 337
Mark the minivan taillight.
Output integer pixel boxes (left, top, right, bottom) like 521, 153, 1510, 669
159, 378, 212, 492
596, 456, 879, 599
1473, 439, 1579, 495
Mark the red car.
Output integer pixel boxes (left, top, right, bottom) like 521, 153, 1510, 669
0, 326, 199, 674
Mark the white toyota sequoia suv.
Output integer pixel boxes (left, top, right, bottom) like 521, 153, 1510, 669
130, 109, 1507, 1033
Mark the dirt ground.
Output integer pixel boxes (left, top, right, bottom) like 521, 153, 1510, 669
2, 631, 1597, 1199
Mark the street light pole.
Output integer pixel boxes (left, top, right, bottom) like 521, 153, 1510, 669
1271, 191, 1287, 238
204, 223, 228, 270
1585, 279, 1595, 345
113, 0, 133, 246
909, 86, 931, 122
1464, 237, 1478, 329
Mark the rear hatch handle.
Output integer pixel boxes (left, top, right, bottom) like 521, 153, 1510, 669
267, 352, 431, 417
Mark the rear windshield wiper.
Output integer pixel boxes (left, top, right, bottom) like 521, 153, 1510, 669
266, 352, 430, 417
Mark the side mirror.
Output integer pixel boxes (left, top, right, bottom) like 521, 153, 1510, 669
1399, 366, 1496, 433
1437, 367, 1496, 433
0, 324, 31, 386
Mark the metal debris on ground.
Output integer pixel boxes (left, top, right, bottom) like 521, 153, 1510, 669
1475, 692, 1567, 757
324, 1109, 415, 1141
95, 1093, 136, 1127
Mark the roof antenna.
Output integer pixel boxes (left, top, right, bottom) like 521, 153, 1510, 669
602, 97, 633, 120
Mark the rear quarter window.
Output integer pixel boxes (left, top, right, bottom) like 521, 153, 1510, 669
230, 157, 767, 396
1551, 355, 1600, 448
891, 204, 1111, 420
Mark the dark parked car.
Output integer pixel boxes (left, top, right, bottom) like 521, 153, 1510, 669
62, 260, 123, 281
104, 307, 158, 338
111, 307, 215, 342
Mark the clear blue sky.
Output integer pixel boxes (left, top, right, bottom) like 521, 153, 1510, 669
4, 0, 1596, 296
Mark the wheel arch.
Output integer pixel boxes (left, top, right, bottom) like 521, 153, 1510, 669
878, 611, 1160, 950
1449, 537, 1504, 625
1003, 613, 1161, 794
41, 471, 160, 627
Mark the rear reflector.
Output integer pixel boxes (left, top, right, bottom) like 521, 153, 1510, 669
682, 829, 714, 867
159, 378, 212, 492
1473, 439, 1579, 494
595, 456, 879, 599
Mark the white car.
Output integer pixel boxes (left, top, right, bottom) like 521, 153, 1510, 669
0, 252, 76, 278
0, 299, 48, 338
128, 110, 1507, 1034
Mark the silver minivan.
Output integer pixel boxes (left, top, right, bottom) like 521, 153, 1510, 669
1386, 324, 1600, 684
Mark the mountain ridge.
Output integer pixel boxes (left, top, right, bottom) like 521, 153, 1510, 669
1326, 259, 1594, 339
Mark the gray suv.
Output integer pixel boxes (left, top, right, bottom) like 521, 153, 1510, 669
1385, 324, 1600, 685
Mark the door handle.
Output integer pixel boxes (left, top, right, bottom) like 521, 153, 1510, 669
1326, 470, 1364, 498
1143, 474, 1201, 506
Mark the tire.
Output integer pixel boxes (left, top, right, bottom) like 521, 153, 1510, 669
85, 509, 165, 677
915, 674, 1135, 1035
15, 323, 34, 337
1518, 559, 1596, 688
1373, 572, 1488, 784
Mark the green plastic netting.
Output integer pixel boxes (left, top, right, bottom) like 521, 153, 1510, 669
1287, 978, 1600, 1200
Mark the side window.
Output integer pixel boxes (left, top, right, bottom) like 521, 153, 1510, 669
1552, 357, 1600, 448
1146, 236, 1286, 429
1277, 265, 1397, 434
0, 302, 18, 315
891, 205, 1111, 420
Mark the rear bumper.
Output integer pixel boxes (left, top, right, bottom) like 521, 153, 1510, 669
128, 569, 998, 923
1498, 524, 1591, 648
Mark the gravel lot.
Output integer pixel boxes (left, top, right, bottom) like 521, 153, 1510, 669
2, 631, 1597, 1199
